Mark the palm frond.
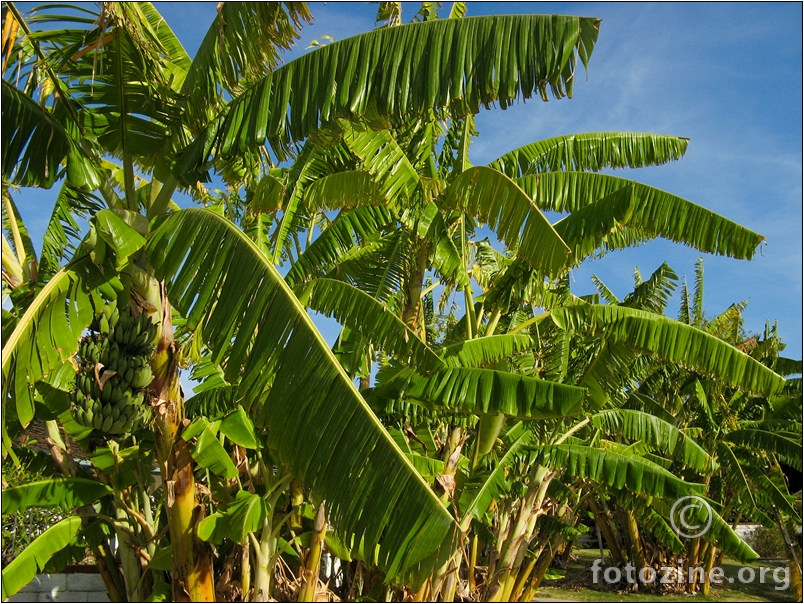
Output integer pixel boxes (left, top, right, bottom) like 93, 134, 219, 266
1, 80, 82, 188
704, 300, 747, 341
422, 204, 471, 289
750, 464, 801, 521
146, 208, 458, 583
459, 430, 533, 521
489, 132, 688, 178
342, 126, 421, 204
621, 263, 678, 314
774, 357, 803, 377
578, 340, 641, 407
179, 2, 312, 130
38, 182, 105, 281
271, 140, 353, 263
591, 275, 620, 305
304, 170, 389, 211
678, 279, 691, 324
693, 256, 705, 327
552, 184, 634, 266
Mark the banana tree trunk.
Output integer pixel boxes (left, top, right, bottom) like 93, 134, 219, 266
588, 497, 625, 566
619, 507, 647, 574
701, 541, 719, 596
401, 243, 428, 338
150, 291, 215, 602
487, 466, 553, 602
299, 502, 326, 602
92, 539, 126, 602
114, 504, 144, 601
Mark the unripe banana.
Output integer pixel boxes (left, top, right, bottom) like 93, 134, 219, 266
118, 390, 133, 408
131, 367, 153, 389
133, 331, 149, 351
101, 379, 113, 401
92, 397, 103, 418
101, 414, 113, 433
76, 374, 86, 395
108, 418, 124, 435
93, 410, 104, 431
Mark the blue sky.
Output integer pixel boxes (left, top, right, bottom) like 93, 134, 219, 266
11, 2, 803, 359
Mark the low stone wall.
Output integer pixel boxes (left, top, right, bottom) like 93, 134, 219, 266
5, 573, 109, 603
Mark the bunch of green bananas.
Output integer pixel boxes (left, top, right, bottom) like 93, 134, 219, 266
70, 300, 158, 437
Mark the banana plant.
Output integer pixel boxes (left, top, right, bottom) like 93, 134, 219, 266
230, 68, 783, 602
2, 2, 614, 600
622, 260, 803, 594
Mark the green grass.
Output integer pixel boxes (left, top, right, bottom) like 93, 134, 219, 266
533, 549, 798, 602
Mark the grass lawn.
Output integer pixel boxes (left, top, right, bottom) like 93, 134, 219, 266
532, 549, 798, 602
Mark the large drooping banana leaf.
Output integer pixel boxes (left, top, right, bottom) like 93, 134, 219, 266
442, 166, 571, 276
145, 208, 458, 583
488, 132, 689, 177
439, 334, 534, 368
589, 409, 715, 473
371, 366, 585, 419
540, 444, 704, 500
305, 277, 444, 372
518, 172, 764, 260
1, 256, 116, 430
2, 478, 112, 514
551, 304, 785, 396
725, 428, 802, 471
1, 516, 83, 600
1, 80, 100, 189
176, 14, 601, 174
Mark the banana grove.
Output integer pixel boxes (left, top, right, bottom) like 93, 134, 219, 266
2, 2, 800, 602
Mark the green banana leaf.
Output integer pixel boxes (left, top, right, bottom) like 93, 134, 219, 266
146, 207, 459, 584
1, 516, 83, 600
